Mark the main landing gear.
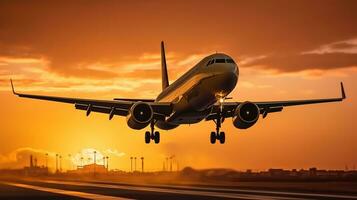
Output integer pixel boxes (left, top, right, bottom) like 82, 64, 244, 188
211, 117, 225, 144
145, 121, 160, 144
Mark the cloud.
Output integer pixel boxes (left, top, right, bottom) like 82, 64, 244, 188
176, 54, 204, 67
238, 55, 267, 66
0, 48, 207, 94
244, 53, 357, 72
71, 148, 125, 168
0, 147, 56, 169
0, 0, 356, 84
303, 38, 357, 55
0, 57, 45, 64
240, 81, 272, 89
72, 148, 104, 166
103, 149, 125, 158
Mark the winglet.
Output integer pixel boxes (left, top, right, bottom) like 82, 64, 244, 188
10, 79, 17, 95
340, 82, 346, 99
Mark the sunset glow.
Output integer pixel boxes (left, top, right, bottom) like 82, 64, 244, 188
0, 0, 356, 173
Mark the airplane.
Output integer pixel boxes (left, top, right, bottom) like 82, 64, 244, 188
10, 41, 346, 144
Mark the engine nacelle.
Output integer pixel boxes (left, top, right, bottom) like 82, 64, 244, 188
233, 101, 260, 129
126, 102, 153, 130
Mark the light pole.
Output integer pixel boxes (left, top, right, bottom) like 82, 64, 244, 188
94, 151, 97, 175
170, 157, 172, 172
166, 157, 169, 172
141, 157, 144, 173
134, 157, 137, 172
170, 155, 175, 172
106, 156, 109, 171
130, 157, 133, 172
55, 154, 59, 173
68, 154, 72, 170
45, 153, 48, 169
59, 155, 62, 172
80, 157, 84, 168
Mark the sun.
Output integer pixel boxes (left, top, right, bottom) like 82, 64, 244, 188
71, 148, 105, 167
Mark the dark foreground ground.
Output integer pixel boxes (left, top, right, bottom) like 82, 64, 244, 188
1, 177, 357, 200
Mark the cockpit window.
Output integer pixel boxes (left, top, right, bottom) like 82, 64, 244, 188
207, 58, 235, 66
226, 59, 235, 64
206, 60, 210, 66
206, 59, 216, 66
215, 59, 225, 63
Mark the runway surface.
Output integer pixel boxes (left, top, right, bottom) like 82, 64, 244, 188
1, 179, 357, 200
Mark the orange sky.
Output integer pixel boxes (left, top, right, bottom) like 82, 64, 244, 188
0, 0, 356, 172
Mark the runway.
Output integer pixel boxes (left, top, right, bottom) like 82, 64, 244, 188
1, 179, 357, 200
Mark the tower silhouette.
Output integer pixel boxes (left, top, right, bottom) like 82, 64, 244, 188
30, 155, 33, 168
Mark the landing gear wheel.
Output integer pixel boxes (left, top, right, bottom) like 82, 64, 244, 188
218, 132, 225, 144
210, 132, 216, 144
145, 131, 151, 144
154, 131, 160, 144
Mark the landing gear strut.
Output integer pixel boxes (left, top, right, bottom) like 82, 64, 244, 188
211, 117, 225, 144
210, 96, 227, 144
145, 121, 160, 144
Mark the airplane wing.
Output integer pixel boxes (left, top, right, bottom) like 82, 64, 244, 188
10, 80, 172, 120
207, 82, 346, 120
113, 98, 155, 102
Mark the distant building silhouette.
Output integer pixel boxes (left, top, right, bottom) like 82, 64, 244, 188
24, 154, 48, 176
68, 163, 107, 174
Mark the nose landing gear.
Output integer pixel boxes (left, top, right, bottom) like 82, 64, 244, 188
210, 96, 227, 144
210, 117, 226, 144
145, 121, 160, 144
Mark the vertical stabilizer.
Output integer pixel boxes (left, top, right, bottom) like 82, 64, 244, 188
161, 41, 169, 90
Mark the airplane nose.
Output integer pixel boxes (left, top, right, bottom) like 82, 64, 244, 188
215, 70, 238, 96
223, 63, 239, 78
234, 64, 239, 77
229, 63, 236, 72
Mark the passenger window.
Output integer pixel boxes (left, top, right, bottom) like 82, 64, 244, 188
215, 59, 225, 63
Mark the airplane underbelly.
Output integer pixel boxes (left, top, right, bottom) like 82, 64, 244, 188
168, 109, 211, 124
165, 72, 238, 125
186, 72, 238, 111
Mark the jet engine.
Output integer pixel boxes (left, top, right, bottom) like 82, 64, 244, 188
126, 102, 153, 130
233, 101, 260, 129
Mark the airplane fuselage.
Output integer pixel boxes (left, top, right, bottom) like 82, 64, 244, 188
155, 53, 238, 129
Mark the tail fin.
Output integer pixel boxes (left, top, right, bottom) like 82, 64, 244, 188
161, 41, 169, 90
